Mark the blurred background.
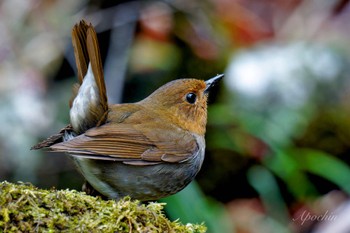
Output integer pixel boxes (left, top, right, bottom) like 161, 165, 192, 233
1, 0, 350, 232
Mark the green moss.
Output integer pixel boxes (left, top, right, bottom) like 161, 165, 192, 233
0, 181, 206, 233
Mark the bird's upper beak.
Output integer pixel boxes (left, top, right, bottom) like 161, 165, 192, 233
204, 74, 224, 94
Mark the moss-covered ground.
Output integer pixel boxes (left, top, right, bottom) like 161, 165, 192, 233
0, 181, 206, 233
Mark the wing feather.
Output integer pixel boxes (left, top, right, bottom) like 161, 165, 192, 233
50, 121, 199, 163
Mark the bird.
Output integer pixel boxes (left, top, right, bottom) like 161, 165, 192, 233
32, 20, 223, 201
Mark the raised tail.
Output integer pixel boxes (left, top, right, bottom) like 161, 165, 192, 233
31, 20, 108, 150
70, 20, 108, 134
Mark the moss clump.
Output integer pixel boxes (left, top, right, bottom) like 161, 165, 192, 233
0, 181, 206, 233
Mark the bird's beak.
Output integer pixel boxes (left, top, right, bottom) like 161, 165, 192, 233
204, 74, 224, 94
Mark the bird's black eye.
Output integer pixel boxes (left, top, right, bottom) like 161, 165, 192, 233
186, 93, 197, 104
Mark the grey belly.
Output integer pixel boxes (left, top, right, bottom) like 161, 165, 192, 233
72, 149, 204, 201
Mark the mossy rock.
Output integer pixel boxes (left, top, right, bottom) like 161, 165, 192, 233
0, 181, 206, 232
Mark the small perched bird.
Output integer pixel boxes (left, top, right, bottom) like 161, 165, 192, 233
32, 20, 223, 201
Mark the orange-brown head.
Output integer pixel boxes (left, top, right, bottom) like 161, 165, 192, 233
141, 74, 223, 136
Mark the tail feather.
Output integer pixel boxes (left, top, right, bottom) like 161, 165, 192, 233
70, 20, 108, 134
86, 26, 108, 112
32, 20, 109, 150
71, 21, 89, 85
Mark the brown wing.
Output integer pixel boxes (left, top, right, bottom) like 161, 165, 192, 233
31, 125, 73, 150
50, 121, 199, 164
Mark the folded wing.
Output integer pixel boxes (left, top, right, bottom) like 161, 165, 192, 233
50, 121, 199, 164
